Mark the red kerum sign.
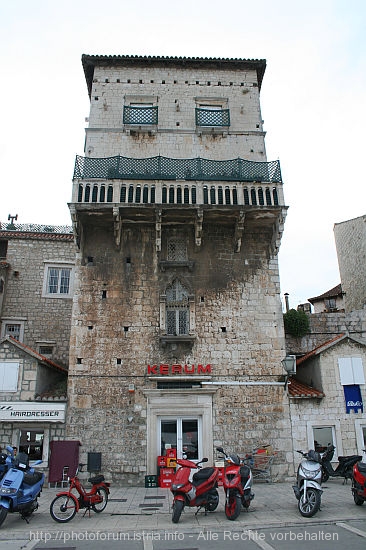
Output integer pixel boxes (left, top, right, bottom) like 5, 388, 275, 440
147, 364, 212, 375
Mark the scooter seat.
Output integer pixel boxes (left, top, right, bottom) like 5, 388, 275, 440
338, 455, 361, 462
88, 475, 105, 484
192, 467, 215, 485
23, 471, 43, 486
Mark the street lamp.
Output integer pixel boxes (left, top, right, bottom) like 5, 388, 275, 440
282, 355, 297, 389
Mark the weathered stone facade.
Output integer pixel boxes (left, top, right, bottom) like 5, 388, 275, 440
0, 230, 75, 367
334, 214, 366, 313
67, 55, 293, 484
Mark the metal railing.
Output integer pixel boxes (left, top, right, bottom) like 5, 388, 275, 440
123, 105, 158, 125
73, 155, 282, 184
195, 107, 230, 127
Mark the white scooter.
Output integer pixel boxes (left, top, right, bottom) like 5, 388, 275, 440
292, 449, 323, 517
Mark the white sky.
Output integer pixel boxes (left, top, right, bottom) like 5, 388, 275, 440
1, 0, 365, 309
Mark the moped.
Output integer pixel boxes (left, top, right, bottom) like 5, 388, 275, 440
292, 449, 323, 517
50, 463, 110, 522
216, 446, 254, 520
321, 444, 361, 483
170, 456, 219, 523
351, 448, 366, 505
0, 445, 44, 527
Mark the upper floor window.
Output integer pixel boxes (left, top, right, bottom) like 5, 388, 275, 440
338, 357, 365, 385
123, 103, 158, 125
0, 240, 8, 259
1, 319, 25, 342
167, 237, 187, 262
166, 280, 189, 336
42, 263, 74, 298
325, 298, 337, 311
0, 361, 19, 392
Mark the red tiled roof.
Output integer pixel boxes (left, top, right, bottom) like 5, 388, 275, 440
6, 336, 68, 373
287, 377, 325, 398
296, 333, 346, 366
308, 284, 343, 304
0, 230, 73, 242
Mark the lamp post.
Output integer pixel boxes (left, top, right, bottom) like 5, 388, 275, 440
282, 355, 296, 389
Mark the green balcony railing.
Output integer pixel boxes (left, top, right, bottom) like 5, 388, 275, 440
73, 155, 282, 184
195, 108, 230, 127
123, 105, 158, 125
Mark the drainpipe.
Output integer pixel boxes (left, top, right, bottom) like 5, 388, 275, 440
284, 293, 290, 312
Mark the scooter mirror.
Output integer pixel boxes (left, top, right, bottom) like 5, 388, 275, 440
201, 457, 208, 463
216, 447, 224, 453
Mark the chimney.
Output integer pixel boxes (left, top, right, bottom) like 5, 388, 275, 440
284, 293, 290, 312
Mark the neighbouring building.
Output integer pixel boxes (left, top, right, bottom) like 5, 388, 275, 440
0, 223, 74, 469
66, 54, 293, 484
334, 214, 366, 314
288, 334, 366, 456
308, 284, 344, 314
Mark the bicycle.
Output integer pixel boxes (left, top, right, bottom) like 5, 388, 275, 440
50, 463, 110, 523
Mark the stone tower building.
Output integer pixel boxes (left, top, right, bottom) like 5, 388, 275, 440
67, 55, 292, 483
334, 214, 366, 314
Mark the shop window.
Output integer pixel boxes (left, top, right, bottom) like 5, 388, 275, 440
0, 361, 19, 392
42, 263, 74, 298
166, 280, 189, 336
160, 418, 199, 459
19, 429, 44, 460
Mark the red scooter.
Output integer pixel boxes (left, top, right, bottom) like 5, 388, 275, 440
170, 457, 219, 523
216, 446, 254, 520
352, 449, 366, 506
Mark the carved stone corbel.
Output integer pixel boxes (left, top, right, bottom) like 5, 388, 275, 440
234, 210, 245, 252
195, 208, 203, 247
156, 208, 162, 252
113, 207, 122, 248
69, 205, 81, 249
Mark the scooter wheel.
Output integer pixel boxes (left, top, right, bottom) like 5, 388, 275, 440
225, 492, 241, 520
172, 500, 184, 523
298, 488, 321, 517
353, 493, 364, 506
50, 495, 77, 523
0, 506, 8, 527
92, 487, 109, 513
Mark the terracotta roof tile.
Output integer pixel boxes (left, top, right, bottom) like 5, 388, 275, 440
7, 336, 68, 373
296, 333, 346, 366
287, 377, 325, 398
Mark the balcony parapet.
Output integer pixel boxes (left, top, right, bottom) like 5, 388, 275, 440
73, 155, 282, 184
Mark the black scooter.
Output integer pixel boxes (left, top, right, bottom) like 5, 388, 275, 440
321, 444, 361, 483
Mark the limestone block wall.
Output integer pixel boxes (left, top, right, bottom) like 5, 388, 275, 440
0, 236, 75, 367
290, 339, 366, 458
85, 64, 267, 161
66, 220, 292, 483
334, 215, 366, 313
286, 309, 366, 355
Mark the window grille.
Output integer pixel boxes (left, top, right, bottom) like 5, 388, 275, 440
4, 324, 21, 339
123, 104, 158, 125
166, 280, 189, 335
195, 106, 230, 127
167, 238, 187, 261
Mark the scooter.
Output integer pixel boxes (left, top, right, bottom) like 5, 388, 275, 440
292, 449, 323, 517
170, 456, 219, 523
216, 446, 254, 520
0, 445, 44, 527
351, 449, 366, 506
321, 444, 362, 483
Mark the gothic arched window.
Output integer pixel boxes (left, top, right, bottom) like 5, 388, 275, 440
166, 280, 189, 335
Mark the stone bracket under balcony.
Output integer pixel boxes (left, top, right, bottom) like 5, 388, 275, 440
159, 334, 196, 348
